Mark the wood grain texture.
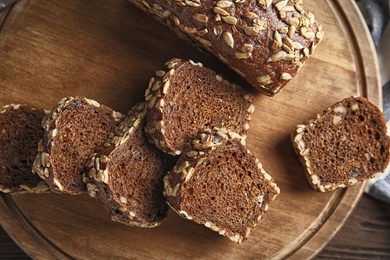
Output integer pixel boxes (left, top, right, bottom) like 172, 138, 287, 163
0, 0, 382, 259
1, 194, 389, 259
318, 195, 390, 259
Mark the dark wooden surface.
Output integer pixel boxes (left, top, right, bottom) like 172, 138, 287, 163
0, 0, 387, 258
0, 194, 389, 259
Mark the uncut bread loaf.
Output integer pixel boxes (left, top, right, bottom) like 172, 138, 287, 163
164, 128, 280, 243
144, 58, 255, 155
128, 0, 323, 95
33, 97, 124, 195
0, 104, 49, 193
291, 96, 390, 192
84, 103, 174, 227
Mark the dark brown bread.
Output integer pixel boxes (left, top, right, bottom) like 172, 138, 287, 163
128, 0, 323, 95
164, 128, 280, 243
291, 96, 390, 192
0, 104, 49, 193
84, 103, 175, 227
144, 58, 255, 155
32, 97, 124, 195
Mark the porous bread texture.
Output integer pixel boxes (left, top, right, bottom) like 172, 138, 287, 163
128, 0, 323, 95
33, 97, 124, 195
164, 128, 280, 244
84, 103, 174, 228
144, 58, 255, 155
291, 96, 390, 192
0, 104, 49, 193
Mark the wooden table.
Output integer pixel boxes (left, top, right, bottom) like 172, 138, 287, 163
0, 0, 389, 258
1, 194, 389, 259
0, 195, 390, 259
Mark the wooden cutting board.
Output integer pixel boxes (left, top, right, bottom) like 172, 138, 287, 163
0, 0, 381, 259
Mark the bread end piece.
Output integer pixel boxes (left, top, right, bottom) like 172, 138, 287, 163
128, 0, 323, 95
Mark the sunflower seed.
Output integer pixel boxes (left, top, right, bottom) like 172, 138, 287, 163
217, 0, 233, 8
213, 7, 229, 16
193, 13, 208, 23
222, 16, 237, 25
244, 26, 260, 36
223, 31, 234, 48
280, 72, 292, 80
235, 51, 252, 59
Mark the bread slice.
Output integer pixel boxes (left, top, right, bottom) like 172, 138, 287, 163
291, 96, 390, 192
32, 97, 124, 195
144, 58, 255, 155
84, 103, 175, 227
164, 128, 280, 243
0, 104, 49, 193
128, 0, 323, 95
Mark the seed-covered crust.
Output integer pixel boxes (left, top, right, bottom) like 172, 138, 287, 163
128, 0, 323, 95
164, 128, 280, 243
84, 103, 174, 228
0, 104, 49, 193
32, 97, 124, 195
291, 96, 390, 192
144, 58, 255, 155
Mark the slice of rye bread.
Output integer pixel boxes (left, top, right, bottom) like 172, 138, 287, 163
32, 97, 124, 195
0, 104, 49, 193
144, 58, 255, 155
164, 128, 280, 244
291, 96, 390, 192
84, 103, 176, 227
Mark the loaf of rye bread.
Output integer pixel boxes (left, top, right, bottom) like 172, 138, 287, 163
32, 97, 124, 195
144, 58, 255, 155
84, 103, 175, 227
0, 104, 49, 193
291, 96, 390, 192
164, 128, 280, 243
128, 0, 323, 95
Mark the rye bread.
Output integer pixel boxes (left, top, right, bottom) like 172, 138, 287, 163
144, 58, 255, 155
84, 103, 175, 227
291, 96, 390, 192
164, 128, 280, 243
0, 104, 49, 193
33, 97, 124, 195
128, 0, 323, 95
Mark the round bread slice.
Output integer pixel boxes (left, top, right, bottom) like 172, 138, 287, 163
84, 103, 175, 228
0, 104, 49, 193
144, 58, 255, 155
164, 128, 280, 244
32, 97, 124, 195
291, 96, 390, 192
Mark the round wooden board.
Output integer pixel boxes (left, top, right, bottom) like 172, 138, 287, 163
0, 0, 381, 259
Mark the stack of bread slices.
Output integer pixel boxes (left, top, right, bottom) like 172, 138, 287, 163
0, 59, 280, 243
1, 58, 389, 244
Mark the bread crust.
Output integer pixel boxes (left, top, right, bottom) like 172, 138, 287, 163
291, 96, 390, 192
128, 0, 323, 95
